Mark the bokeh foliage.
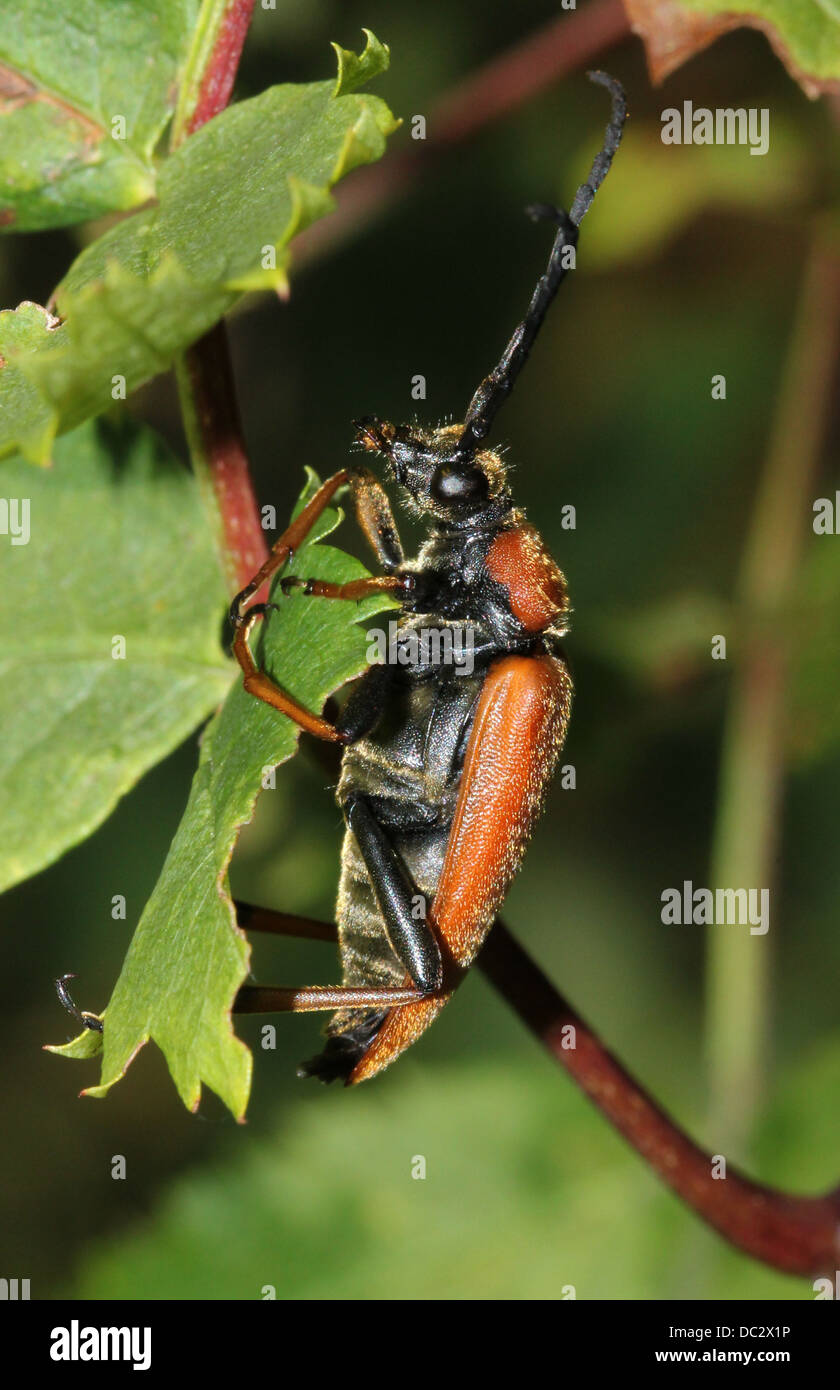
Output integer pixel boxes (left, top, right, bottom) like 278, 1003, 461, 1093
0, 0, 839, 1301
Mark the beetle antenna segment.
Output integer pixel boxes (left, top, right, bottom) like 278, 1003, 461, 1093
55, 973, 104, 1033
457, 71, 627, 453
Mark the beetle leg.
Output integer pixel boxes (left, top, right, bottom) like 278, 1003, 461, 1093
233, 801, 445, 1010
333, 662, 396, 742
230, 466, 406, 625
234, 903, 337, 942
232, 605, 351, 742
347, 466, 405, 571
231, 469, 410, 741
55, 973, 104, 1033
229, 470, 357, 740
278, 574, 410, 602
234, 602, 399, 744
234, 983, 427, 1013
231, 904, 429, 1012
341, 792, 444, 993
229, 469, 349, 627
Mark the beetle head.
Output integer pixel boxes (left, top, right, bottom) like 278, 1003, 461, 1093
353, 416, 509, 524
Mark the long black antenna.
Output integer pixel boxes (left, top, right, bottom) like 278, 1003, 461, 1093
456, 71, 627, 454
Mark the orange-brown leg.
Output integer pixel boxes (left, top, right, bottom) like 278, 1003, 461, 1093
278, 574, 409, 601
230, 470, 352, 740
232, 608, 351, 742
232, 905, 432, 1013
347, 464, 405, 571
234, 902, 337, 942
234, 984, 428, 1014
235, 900, 433, 1011
230, 470, 348, 621
230, 470, 408, 742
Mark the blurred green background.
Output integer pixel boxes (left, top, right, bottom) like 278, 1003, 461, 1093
2, 0, 839, 1300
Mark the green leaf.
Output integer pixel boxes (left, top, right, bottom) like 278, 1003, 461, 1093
0, 259, 234, 463
626, 0, 840, 95
0, 300, 62, 464
52, 473, 399, 1120
683, 0, 840, 89
0, 0, 201, 232
332, 28, 390, 96
0, 35, 398, 464
47, 1024, 104, 1061
0, 416, 232, 894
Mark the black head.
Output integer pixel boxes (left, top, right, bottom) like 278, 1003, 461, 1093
353, 416, 509, 525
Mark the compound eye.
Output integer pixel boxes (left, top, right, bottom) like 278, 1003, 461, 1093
430, 464, 488, 505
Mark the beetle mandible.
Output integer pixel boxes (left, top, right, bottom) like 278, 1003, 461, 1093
229, 72, 627, 1084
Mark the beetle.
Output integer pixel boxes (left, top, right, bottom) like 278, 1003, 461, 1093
226, 71, 628, 1084
59, 72, 627, 1082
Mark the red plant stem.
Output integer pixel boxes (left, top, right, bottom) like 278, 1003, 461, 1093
295, 0, 632, 269
237, 904, 840, 1276
479, 923, 840, 1277
187, 0, 257, 136
172, 0, 268, 592
431, 0, 631, 143
180, 321, 267, 593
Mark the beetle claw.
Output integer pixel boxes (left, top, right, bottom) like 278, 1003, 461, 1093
55, 973, 104, 1033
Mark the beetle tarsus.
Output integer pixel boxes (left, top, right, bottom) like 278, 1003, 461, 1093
298, 1011, 389, 1084
55, 973, 104, 1033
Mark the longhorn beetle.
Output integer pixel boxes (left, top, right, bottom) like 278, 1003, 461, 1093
58, 73, 627, 1085
224, 72, 627, 1084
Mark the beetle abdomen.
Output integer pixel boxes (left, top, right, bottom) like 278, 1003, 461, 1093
302, 664, 486, 1080
349, 652, 572, 1083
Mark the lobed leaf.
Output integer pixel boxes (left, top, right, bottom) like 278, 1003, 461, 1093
0, 0, 200, 231
0, 415, 232, 894
0, 34, 398, 463
625, 0, 840, 95
49, 472, 399, 1119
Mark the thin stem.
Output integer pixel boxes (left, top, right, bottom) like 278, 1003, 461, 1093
171, 0, 256, 149
480, 922, 840, 1277
171, 0, 267, 594
705, 232, 840, 1149
293, 0, 632, 270
175, 323, 267, 594
237, 900, 840, 1276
